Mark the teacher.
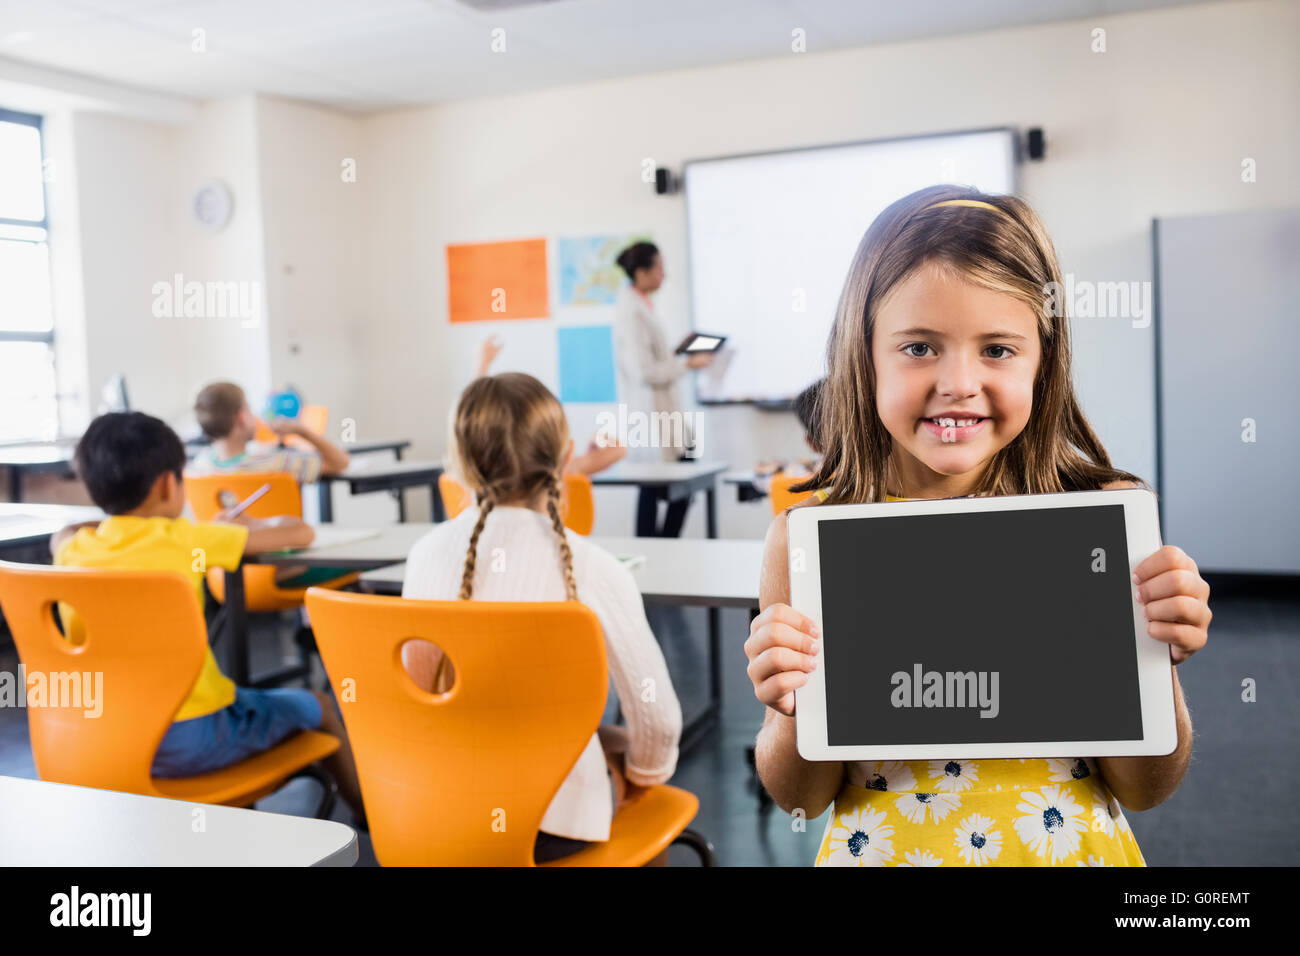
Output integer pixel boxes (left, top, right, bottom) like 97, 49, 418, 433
612, 241, 713, 537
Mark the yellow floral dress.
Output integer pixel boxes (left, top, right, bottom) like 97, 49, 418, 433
808, 493, 1147, 867
813, 757, 1146, 867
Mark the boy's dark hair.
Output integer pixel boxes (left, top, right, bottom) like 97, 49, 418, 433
793, 379, 825, 454
75, 412, 186, 514
194, 381, 246, 440
616, 241, 659, 281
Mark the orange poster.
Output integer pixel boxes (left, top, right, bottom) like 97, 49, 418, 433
446, 238, 550, 323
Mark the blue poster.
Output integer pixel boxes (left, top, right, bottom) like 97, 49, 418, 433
558, 325, 617, 403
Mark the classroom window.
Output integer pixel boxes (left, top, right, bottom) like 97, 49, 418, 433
0, 108, 57, 443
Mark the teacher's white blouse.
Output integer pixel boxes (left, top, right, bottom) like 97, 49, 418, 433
612, 283, 694, 463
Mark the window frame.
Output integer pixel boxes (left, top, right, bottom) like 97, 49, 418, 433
0, 105, 57, 441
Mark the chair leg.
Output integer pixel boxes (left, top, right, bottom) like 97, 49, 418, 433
294, 624, 318, 689
670, 828, 716, 866
289, 763, 338, 820
208, 604, 228, 647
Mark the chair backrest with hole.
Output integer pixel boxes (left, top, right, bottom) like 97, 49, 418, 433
304, 588, 607, 866
182, 472, 305, 609
184, 471, 303, 521
0, 561, 206, 795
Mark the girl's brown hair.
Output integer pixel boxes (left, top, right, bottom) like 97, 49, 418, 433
453, 372, 578, 602
793, 184, 1144, 503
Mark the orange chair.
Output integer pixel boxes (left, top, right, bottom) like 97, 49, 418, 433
438, 472, 595, 535
561, 473, 595, 535
254, 404, 329, 450
304, 588, 713, 866
183, 471, 358, 613
769, 473, 816, 514
0, 561, 340, 813
437, 473, 472, 520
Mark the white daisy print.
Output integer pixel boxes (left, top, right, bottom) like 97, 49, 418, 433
953, 813, 1003, 866
1014, 785, 1089, 864
898, 848, 944, 867
827, 807, 895, 867
1076, 854, 1112, 867
1086, 797, 1117, 838
928, 759, 979, 793
859, 761, 917, 793
895, 791, 961, 825
1046, 758, 1092, 783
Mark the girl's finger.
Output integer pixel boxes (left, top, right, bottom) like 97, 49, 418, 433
747, 645, 818, 686
745, 620, 820, 658
1133, 545, 1196, 584
1142, 594, 1211, 628
756, 670, 811, 709
756, 603, 820, 637
1145, 619, 1207, 656
1135, 568, 1208, 604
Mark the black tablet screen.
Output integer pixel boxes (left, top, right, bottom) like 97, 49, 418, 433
817, 504, 1144, 746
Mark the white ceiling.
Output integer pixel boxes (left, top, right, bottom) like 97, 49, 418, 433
0, 0, 1220, 112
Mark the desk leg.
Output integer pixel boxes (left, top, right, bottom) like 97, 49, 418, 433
226, 566, 250, 686
432, 480, 446, 522
318, 481, 333, 523
679, 605, 723, 756
705, 486, 717, 539
8, 467, 21, 503
394, 490, 407, 523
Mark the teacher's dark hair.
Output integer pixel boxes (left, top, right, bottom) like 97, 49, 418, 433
616, 242, 659, 281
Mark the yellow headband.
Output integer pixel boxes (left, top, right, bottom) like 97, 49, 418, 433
923, 199, 1004, 213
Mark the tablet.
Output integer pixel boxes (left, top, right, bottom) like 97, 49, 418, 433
788, 489, 1177, 762
674, 331, 727, 354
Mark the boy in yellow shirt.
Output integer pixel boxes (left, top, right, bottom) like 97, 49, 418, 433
53, 411, 363, 822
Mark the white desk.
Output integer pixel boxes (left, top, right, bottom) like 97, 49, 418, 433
0, 503, 104, 557
590, 460, 729, 537
0, 775, 357, 866
315, 459, 444, 523
357, 535, 763, 608
0, 442, 78, 501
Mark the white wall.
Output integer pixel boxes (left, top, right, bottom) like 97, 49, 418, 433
255, 96, 366, 428
357, 0, 1300, 537
63, 97, 270, 429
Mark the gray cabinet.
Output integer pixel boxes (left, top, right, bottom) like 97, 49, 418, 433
1154, 207, 1300, 574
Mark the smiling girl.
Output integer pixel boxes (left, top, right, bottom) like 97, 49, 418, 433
745, 186, 1212, 867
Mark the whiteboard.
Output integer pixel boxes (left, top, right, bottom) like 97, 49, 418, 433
684, 128, 1018, 404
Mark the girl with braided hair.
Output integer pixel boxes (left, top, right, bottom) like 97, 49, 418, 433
402, 373, 683, 863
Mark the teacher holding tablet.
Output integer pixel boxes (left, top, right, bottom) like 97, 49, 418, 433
612, 241, 713, 537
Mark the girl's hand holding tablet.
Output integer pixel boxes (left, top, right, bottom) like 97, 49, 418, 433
744, 604, 821, 716
1133, 544, 1211, 665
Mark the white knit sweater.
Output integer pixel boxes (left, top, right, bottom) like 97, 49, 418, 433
402, 505, 683, 842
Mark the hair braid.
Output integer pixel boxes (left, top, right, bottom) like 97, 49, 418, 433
459, 495, 495, 600
544, 475, 579, 601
